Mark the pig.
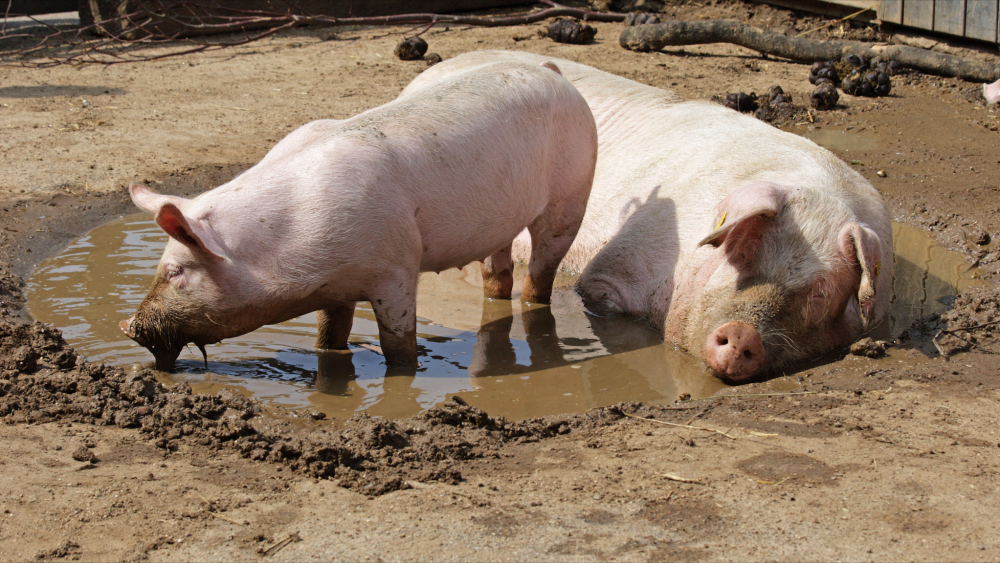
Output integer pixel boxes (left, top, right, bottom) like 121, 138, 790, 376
120, 60, 597, 372
406, 51, 893, 383
984, 77, 1000, 104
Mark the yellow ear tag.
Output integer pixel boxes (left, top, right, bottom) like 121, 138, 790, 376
874, 259, 881, 278
715, 211, 727, 231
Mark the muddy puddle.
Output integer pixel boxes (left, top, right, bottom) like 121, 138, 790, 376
26, 214, 980, 420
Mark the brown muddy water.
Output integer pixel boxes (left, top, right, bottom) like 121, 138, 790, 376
26, 214, 980, 420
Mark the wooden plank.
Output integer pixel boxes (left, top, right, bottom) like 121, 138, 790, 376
880, 0, 904, 23
902, 0, 935, 29
964, 0, 998, 42
934, 0, 966, 35
759, 0, 878, 20
6, 1, 77, 16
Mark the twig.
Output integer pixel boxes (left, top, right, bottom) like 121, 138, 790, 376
260, 532, 301, 556
620, 412, 735, 439
657, 472, 703, 484
795, 7, 873, 38
932, 329, 950, 358
203, 508, 245, 526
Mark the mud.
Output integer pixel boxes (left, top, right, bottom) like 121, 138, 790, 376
1, 1, 1000, 560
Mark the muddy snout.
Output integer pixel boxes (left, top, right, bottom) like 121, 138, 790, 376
118, 315, 183, 372
705, 321, 765, 382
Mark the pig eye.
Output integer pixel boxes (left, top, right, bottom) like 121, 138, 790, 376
166, 267, 183, 280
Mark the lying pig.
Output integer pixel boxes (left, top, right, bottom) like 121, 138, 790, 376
407, 51, 892, 383
120, 60, 597, 371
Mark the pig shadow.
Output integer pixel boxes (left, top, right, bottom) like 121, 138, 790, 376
0, 85, 126, 98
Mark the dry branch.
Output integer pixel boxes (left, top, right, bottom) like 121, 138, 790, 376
1, 1, 627, 67
620, 19, 1000, 82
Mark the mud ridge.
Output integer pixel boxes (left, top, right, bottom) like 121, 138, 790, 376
0, 320, 683, 496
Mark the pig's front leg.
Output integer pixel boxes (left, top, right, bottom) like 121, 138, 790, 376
316, 302, 357, 350
369, 276, 420, 368
481, 243, 514, 300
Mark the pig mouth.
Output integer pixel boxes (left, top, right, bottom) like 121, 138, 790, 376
119, 316, 185, 372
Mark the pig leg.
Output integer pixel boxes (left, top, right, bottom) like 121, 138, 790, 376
521, 206, 585, 304
316, 302, 356, 350
369, 276, 420, 367
481, 244, 514, 300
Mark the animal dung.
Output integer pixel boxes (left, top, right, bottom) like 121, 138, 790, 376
712, 87, 801, 124
545, 19, 597, 44
714, 92, 759, 113
394, 37, 428, 61
625, 12, 661, 26
811, 82, 839, 110
811, 55, 895, 98
424, 53, 443, 66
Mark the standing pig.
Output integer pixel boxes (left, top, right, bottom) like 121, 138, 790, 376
120, 60, 597, 371
407, 51, 892, 383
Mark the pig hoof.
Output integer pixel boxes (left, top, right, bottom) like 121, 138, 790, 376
705, 321, 765, 382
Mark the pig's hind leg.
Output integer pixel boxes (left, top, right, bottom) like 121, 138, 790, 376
522, 204, 586, 304
481, 244, 514, 300
369, 274, 420, 367
316, 302, 356, 350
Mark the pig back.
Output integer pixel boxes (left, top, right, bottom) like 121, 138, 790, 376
346, 61, 596, 273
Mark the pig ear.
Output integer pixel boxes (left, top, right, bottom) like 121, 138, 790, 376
129, 183, 189, 214
697, 182, 793, 267
154, 203, 226, 261
839, 223, 883, 328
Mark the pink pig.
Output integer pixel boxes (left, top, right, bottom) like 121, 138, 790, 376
120, 60, 597, 371
410, 51, 893, 383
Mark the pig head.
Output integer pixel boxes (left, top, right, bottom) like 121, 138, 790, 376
119, 183, 267, 371
660, 181, 888, 382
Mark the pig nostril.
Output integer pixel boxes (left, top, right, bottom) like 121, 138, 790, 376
719, 337, 729, 346
743, 349, 754, 359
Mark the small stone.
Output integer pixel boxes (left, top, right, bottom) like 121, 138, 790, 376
424, 53, 442, 67
71, 446, 95, 463
593, 493, 602, 500
309, 411, 327, 421
876, 170, 887, 178
850, 337, 889, 358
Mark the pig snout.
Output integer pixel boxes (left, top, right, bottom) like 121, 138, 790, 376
704, 321, 765, 382
118, 315, 183, 372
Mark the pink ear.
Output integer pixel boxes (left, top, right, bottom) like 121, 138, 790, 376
698, 182, 798, 267
839, 223, 883, 327
154, 203, 225, 261
154, 203, 225, 260
129, 183, 188, 214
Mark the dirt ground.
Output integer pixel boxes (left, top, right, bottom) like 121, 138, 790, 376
1, 1, 1000, 561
